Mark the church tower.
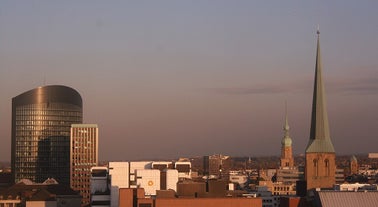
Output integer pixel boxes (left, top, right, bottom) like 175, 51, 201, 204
305, 29, 336, 190
350, 155, 358, 175
280, 104, 294, 169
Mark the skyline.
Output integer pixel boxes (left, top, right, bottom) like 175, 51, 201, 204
1, 1, 378, 161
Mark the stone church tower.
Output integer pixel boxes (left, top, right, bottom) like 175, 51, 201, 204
280, 105, 294, 169
350, 155, 358, 175
305, 29, 336, 190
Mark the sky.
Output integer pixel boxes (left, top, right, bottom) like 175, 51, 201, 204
1, 1, 378, 161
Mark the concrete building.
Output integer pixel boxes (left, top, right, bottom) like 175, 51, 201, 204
259, 180, 296, 196
276, 168, 304, 185
11, 85, 83, 185
165, 170, 179, 191
109, 162, 129, 207
152, 162, 173, 171
305, 30, 336, 190
335, 168, 345, 184
70, 124, 99, 206
90, 167, 110, 207
95, 161, 182, 207
175, 159, 192, 180
136, 169, 160, 196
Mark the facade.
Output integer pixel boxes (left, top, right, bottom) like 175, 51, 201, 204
70, 124, 99, 206
92, 160, 192, 207
280, 106, 294, 169
136, 169, 161, 196
276, 168, 304, 184
175, 159, 192, 180
109, 162, 129, 207
305, 30, 336, 190
90, 167, 110, 207
11, 85, 83, 185
259, 181, 296, 196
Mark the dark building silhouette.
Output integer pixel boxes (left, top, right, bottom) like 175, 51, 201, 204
203, 154, 231, 179
11, 85, 83, 185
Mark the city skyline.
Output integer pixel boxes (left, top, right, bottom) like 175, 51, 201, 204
1, 1, 378, 161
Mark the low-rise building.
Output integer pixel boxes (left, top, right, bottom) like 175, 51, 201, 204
0, 179, 81, 207
119, 187, 262, 207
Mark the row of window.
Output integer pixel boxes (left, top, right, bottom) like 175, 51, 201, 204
16, 109, 81, 116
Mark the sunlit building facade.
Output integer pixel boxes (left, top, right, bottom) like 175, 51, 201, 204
11, 85, 83, 185
70, 124, 99, 206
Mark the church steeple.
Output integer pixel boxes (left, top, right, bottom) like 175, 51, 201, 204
280, 103, 294, 169
305, 28, 336, 190
305, 28, 335, 153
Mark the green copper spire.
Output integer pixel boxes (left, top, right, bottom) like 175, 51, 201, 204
305, 28, 335, 153
282, 102, 292, 147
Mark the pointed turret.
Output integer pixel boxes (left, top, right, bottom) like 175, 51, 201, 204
305, 28, 335, 153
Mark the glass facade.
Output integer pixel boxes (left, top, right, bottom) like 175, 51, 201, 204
11, 85, 82, 185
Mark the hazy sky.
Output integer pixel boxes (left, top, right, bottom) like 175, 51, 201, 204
1, 1, 378, 161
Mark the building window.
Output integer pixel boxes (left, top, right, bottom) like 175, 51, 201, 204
325, 159, 330, 176
313, 159, 318, 176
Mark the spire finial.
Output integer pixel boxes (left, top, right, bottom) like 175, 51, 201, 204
284, 101, 290, 133
317, 24, 320, 35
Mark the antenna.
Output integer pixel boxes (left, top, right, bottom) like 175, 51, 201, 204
317, 24, 320, 35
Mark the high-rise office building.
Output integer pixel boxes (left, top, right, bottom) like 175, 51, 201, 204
70, 124, 99, 206
203, 154, 231, 179
305, 30, 336, 190
11, 85, 83, 185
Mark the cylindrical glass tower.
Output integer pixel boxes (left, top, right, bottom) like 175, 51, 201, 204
11, 85, 83, 185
